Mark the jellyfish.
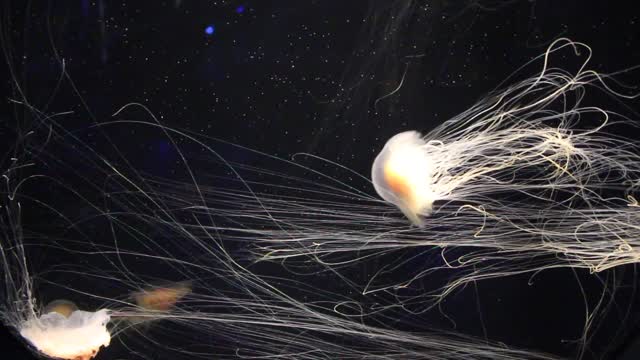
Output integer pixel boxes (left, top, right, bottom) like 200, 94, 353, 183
252, 39, 640, 278
371, 130, 437, 227
0, 216, 113, 360
132, 281, 192, 313
18, 304, 111, 360
371, 39, 639, 227
43, 299, 80, 318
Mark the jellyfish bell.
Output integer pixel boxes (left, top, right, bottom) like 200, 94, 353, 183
43, 299, 79, 318
132, 281, 191, 313
371, 131, 436, 227
18, 301, 111, 360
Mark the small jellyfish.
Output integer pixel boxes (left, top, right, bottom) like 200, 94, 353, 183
133, 281, 191, 312
18, 300, 111, 360
43, 299, 78, 318
371, 131, 434, 227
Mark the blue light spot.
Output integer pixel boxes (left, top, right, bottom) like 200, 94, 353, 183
205, 25, 215, 35
156, 140, 171, 155
236, 5, 245, 14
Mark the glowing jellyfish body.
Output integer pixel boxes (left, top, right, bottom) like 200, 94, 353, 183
371, 131, 438, 226
133, 282, 191, 312
19, 308, 111, 360
43, 299, 79, 318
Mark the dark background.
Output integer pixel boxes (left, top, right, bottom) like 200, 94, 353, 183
1, 1, 640, 359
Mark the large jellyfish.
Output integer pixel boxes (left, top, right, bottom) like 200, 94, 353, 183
253, 39, 640, 278
371, 38, 639, 227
